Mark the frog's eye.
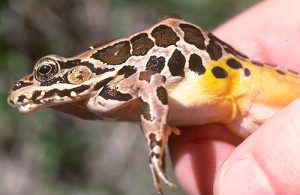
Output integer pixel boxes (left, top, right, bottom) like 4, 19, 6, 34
34, 57, 60, 82
38, 64, 52, 75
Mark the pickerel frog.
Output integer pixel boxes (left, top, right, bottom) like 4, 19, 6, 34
7, 17, 300, 194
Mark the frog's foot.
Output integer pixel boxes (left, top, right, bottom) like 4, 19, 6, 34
150, 153, 177, 188
147, 130, 177, 195
149, 163, 163, 195
150, 161, 176, 195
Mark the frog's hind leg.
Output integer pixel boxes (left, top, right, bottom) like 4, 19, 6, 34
138, 71, 176, 194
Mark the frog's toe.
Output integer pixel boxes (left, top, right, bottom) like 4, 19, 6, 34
150, 154, 177, 189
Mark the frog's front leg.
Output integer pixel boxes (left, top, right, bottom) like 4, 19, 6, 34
86, 75, 141, 120
138, 72, 176, 194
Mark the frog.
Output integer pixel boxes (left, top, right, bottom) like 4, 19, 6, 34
7, 17, 300, 194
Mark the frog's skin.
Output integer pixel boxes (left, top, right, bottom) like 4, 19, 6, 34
7, 17, 300, 194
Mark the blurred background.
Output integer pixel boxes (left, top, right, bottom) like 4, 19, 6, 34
0, 0, 259, 194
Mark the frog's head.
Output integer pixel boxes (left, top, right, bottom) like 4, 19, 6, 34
7, 55, 114, 115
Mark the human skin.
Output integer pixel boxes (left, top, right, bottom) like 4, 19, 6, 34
169, 0, 300, 194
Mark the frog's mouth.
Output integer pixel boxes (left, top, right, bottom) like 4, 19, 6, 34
7, 83, 94, 114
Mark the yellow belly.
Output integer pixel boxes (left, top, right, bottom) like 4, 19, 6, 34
168, 55, 300, 138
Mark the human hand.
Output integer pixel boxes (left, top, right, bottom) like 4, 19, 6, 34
169, 0, 300, 194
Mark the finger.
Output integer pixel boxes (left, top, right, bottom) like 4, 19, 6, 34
214, 0, 300, 70
170, 0, 300, 194
169, 124, 241, 195
214, 98, 300, 195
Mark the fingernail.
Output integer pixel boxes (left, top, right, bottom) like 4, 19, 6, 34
215, 155, 275, 195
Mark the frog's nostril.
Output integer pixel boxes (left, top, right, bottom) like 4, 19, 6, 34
11, 80, 33, 91
12, 82, 21, 91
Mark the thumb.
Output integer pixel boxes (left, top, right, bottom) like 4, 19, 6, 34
214, 98, 300, 195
